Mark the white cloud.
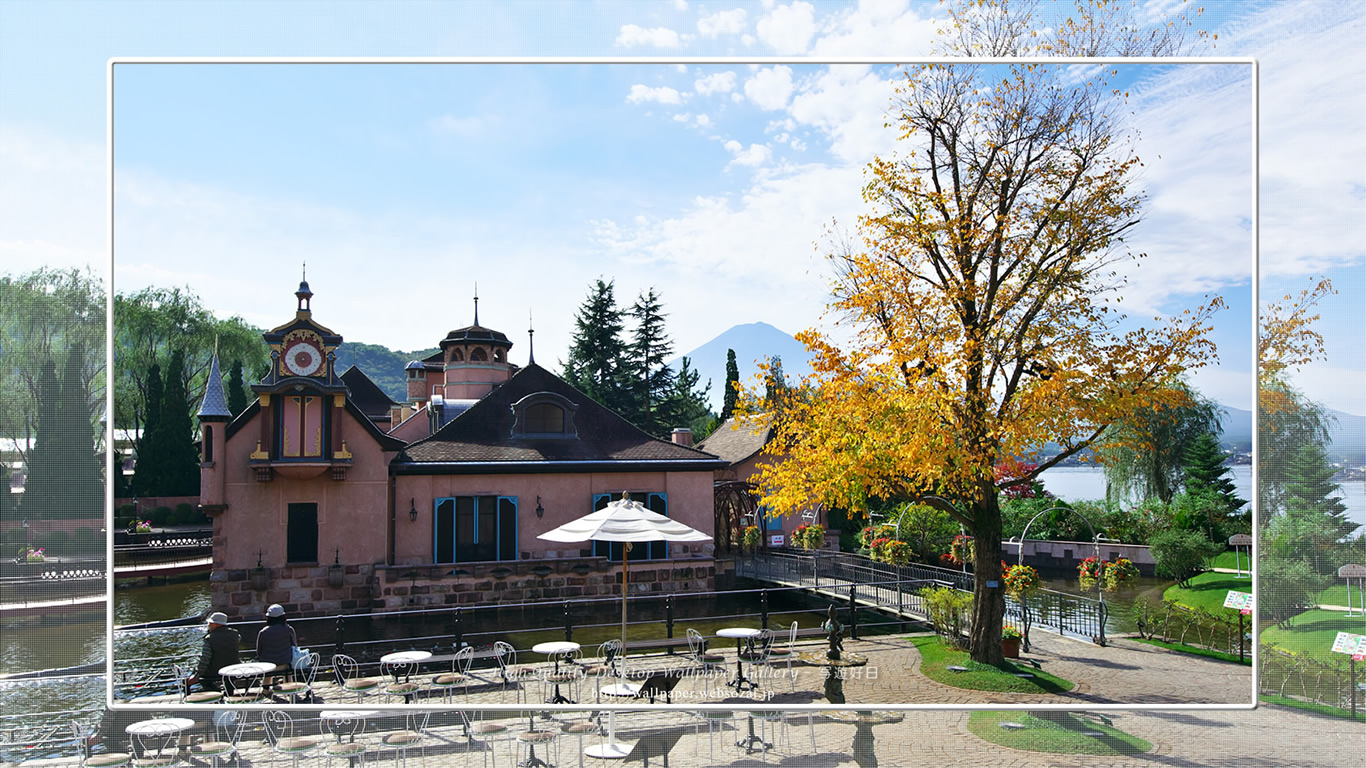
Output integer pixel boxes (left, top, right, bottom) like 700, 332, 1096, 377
0, 127, 105, 275
723, 140, 772, 167
756, 2, 816, 54
787, 65, 898, 163
743, 65, 794, 111
695, 113, 712, 127
616, 24, 685, 48
694, 71, 737, 97
671, 0, 689, 10
672, 113, 691, 123
809, 0, 941, 56
698, 9, 748, 38
627, 84, 683, 105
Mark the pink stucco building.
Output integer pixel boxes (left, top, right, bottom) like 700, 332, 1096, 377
198, 280, 725, 619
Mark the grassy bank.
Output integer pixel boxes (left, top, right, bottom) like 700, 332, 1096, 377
966, 712, 1152, 755
908, 635, 1073, 693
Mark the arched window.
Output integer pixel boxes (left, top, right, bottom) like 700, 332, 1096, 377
451, 348, 464, 362
470, 347, 488, 362
524, 403, 564, 433
202, 426, 214, 462
493, 348, 505, 363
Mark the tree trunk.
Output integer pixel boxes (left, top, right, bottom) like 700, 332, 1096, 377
968, 489, 1005, 665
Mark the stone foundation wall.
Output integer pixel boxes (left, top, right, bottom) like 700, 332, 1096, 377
211, 556, 718, 620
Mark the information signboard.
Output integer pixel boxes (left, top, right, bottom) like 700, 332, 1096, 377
1228, 534, 1253, 546
770, 535, 784, 547
1330, 631, 1366, 656
1222, 590, 1253, 612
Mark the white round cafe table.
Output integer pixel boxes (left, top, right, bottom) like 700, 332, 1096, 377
716, 627, 762, 692
217, 662, 277, 678
125, 718, 196, 737
378, 651, 432, 665
532, 641, 582, 704
320, 711, 380, 721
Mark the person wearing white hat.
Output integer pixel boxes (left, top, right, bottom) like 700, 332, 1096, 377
187, 611, 241, 691
256, 604, 297, 688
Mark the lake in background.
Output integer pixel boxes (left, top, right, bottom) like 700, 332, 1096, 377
1039, 463, 1365, 536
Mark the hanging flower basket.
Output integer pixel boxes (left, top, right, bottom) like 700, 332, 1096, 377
792, 523, 825, 550
1103, 557, 1139, 591
741, 525, 762, 550
134, 520, 153, 534
877, 539, 912, 566
1002, 562, 1041, 598
949, 534, 975, 566
24, 547, 45, 563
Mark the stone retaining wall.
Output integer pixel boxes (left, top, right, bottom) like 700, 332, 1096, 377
210, 556, 719, 619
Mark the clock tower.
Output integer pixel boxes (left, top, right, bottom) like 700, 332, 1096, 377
248, 275, 352, 480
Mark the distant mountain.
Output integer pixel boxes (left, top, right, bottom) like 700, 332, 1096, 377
669, 322, 815, 412
334, 342, 438, 404
1326, 408, 1366, 464
1217, 405, 1252, 453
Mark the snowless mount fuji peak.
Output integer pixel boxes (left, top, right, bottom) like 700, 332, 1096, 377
669, 321, 815, 413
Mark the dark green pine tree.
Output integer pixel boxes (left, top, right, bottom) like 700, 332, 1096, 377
720, 348, 740, 422
160, 349, 201, 496
20, 346, 102, 520
132, 362, 165, 496
660, 356, 714, 439
1281, 440, 1356, 541
561, 279, 632, 417
227, 359, 248, 418
1182, 431, 1245, 513
764, 355, 789, 408
628, 288, 675, 436
17, 359, 61, 519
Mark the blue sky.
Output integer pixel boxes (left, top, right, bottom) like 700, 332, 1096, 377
2, 1, 1362, 419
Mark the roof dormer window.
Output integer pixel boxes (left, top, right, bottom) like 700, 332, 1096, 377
511, 392, 578, 438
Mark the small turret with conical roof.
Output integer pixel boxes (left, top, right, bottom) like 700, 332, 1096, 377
436, 287, 515, 401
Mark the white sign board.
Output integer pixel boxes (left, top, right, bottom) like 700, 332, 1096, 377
1330, 632, 1366, 656
770, 535, 785, 547
1228, 533, 1253, 546
1223, 591, 1254, 611
1338, 564, 1366, 578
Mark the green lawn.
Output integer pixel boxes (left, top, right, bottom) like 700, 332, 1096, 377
1259, 695, 1366, 723
1209, 550, 1253, 571
1314, 583, 1366, 608
1133, 637, 1251, 665
908, 635, 1074, 693
1260, 608, 1366, 662
967, 712, 1152, 755
1163, 571, 1249, 614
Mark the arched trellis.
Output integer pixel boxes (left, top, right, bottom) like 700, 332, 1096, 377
713, 479, 760, 555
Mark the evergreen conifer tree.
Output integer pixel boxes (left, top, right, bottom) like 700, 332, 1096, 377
628, 288, 675, 436
660, 356, 714, 439
17, 359, 60, 518
132, 362, 164, 496
20, 346, 102, 519
160, 349, 201, 496
561, 279, 632, 417
1281, 441, 1355, 541
764, 355, 789, 407
1182, 432, 1245, 513
227, 359, 248, 417
720, 348, 740, 422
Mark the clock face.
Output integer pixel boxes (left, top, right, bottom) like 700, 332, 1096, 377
283, 341, 323, 377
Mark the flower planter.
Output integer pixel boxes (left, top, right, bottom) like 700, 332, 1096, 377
1002, 636, 1021, 659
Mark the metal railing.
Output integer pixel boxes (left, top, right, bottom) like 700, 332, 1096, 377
738, 548, 1105, 643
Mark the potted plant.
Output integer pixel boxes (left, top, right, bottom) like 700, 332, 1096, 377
792, 523, 825, 551
1103, 557, 1139, 591
24, 547, 45, 563
1077, 556, 1103, 590
879, 539, 912, 566
1001, 624, 1023, 658
1002, 562, 1041, 598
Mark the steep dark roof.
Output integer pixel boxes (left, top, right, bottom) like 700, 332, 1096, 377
695, 415, 774, 466
196, 355, 232, 420
442, 324, 511, 346
340, 365, 397, 421
395, 363, 725, 472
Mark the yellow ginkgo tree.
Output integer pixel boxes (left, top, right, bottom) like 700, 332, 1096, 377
749, 48, 1225, 663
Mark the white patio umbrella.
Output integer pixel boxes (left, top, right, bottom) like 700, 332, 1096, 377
538, 492, 711, 759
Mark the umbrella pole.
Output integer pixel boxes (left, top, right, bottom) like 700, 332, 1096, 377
621, 542, 630, 682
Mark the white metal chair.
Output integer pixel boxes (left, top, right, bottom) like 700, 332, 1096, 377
738, 629, 776, 691
582, 640, 621, 703
466, 713, 511, 768
430, 645, 475, 703
493, 641, 537, 704
188, 710, 246, 768
172, 663, 222, 705
129, 726, 183, 768
275, 652, 319, 703
765, 621, 799, 691
539, 647, 583, 705
691, 711, 735, 763
73, 720, 132, 768
321, 713, 371, 768
332, 654, 384, 703
686, 628, 726, 696
264, 710, 322, 768
381, 657, 423, 703
380, 711, 429, 768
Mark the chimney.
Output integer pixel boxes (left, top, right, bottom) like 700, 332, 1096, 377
671, 428, 693, 447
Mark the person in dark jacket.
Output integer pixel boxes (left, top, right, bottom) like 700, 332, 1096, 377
255, 603, 297, 685
188, 612, 241, 692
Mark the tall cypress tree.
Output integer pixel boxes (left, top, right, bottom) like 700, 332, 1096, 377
227, 359, 248, 418
764, 355, 789, 408
18, 359, 61, 519
628, 288, 675, 436
561, 279, 632, 416
1281, 441, 1356, 541
160, 349, 201, 496
720, 348, 740, 422
132, 362, 164, 496
57, 344, 103, 519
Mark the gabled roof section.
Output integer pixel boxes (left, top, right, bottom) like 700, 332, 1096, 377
196, 354, 232, 420
695, 415, 774, 466
340, 365, 397, 421
395, 363, 726, 470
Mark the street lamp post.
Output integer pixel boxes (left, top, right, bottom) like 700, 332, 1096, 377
22, 518, 29, 560
1016, 506, 1107, 648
